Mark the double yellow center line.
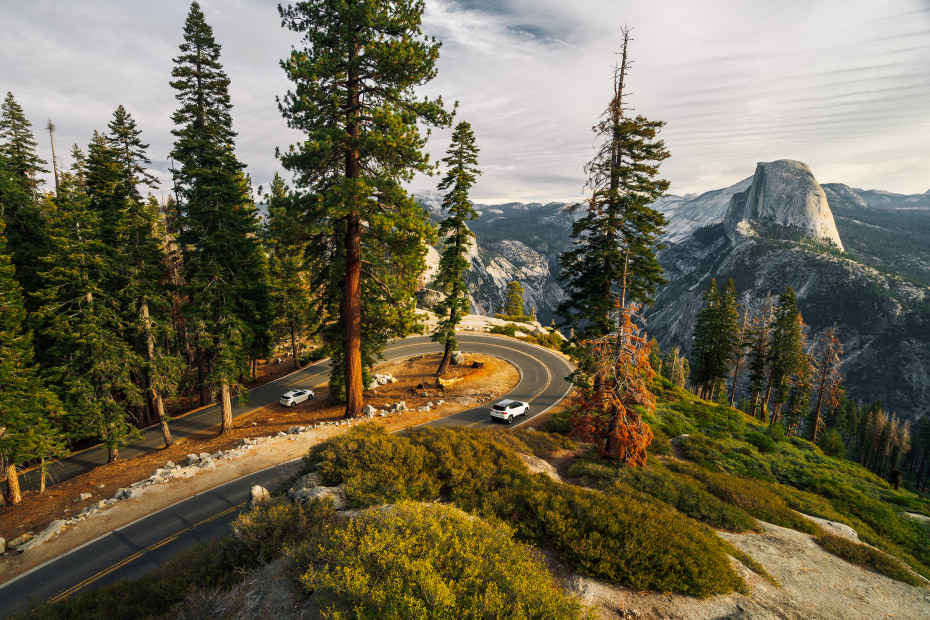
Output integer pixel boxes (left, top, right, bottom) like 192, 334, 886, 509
47, 501, 247, 604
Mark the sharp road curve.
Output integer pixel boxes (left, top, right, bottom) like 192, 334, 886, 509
0, 334, 573, 617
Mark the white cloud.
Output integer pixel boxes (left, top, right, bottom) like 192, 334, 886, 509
1, 0, 928, 205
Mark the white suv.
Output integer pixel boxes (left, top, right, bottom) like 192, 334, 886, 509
279, 389, 314, 407
489, 399, 529, 424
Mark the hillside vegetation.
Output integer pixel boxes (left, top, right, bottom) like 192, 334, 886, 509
15, 379, 930, 619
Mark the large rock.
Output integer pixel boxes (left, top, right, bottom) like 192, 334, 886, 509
287, 472, 348, 510
250, 485, 271, 510
724, 159, 844, 250
415, 288, 446, 311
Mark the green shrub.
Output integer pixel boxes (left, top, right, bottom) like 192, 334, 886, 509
494, 427, 576, 457
679, 435, 726, 470
815, 532, 925, 588
523, 330, 566, 350
492, 314, 532, 323
614, 464, 760, 533
305, 424, 441, 507
745, 431, 776, 454
489, 323, 518, 337
544, 410, 572, 435
303, 427, 746, 599
817, 430, 846, 458
289, 502, 589, 619
486, 475, 745, 598
669, 462, 819, 534
407, 427, 528, 504
230, 498, 335, 566
647, 427, 672, 456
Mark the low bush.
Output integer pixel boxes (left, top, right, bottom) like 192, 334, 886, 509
647, 426, 672, 456
523, 330, 566, 350
229, 498, 336, 566
489, 323, 518, 337
305, 424, 441, 507
668, 461, 819, 534
486, 427, 576, 458
543, 410, 572, 435
304, 426, 746, 599
614, 463, 760, 533
492, 314, 532, 323
484, 475, 746, 598
745, 431, 776, 454
289, 502, 588, 619
815, 532, 925, 588
679, 434, 726, 471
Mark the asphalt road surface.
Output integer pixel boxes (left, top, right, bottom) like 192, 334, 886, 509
0, 334, 573, 618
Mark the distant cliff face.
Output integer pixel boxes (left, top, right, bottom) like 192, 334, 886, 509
724, 160, 844, 250
416, 164, 930, 420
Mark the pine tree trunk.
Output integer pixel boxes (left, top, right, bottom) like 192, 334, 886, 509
220, 380, 234, 433
108, 446, 119, 463
342, 34, 363, 419
344, 212, 363, 417
40, 459, 46, 494
729, 356, 743, 408
436, 305, 458, 376
604, 403, 622, 458
5, 464, 21, 505
437, 340, 454, 377
155, 391, 174, 447
142, 298, 174, 446
290, 321, 302, 371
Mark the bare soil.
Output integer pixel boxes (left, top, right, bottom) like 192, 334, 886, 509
0, 353, 518, 585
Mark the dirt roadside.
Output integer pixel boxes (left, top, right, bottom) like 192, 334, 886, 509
0, 352, 520, 586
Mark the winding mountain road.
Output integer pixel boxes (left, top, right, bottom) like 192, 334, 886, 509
0, 334, 573, 617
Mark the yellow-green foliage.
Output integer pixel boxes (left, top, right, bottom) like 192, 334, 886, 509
669, 461, 820, 535
302, 425, 745, 599
289, 502, 589, 620
482, 474, 745, 598
613, 463, 760, 533
815, 532, 925, 588
646, 426, 672, 456
306, 424, 441, 506
407, 426, 528, 503
230, 498, 335, 565
485, 427, 577, 458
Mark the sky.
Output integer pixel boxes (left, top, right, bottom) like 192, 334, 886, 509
3, 0, 929, 204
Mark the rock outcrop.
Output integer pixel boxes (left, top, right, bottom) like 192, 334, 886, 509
724, 160, 844, 250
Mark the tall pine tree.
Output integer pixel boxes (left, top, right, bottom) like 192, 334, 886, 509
557, 28, 669, 339
39, 157, 143, 463
264, 173, 318, 371
0, 92, 51, 306
170, 2, 271, 432
432, 121, 481, 376
278, 0, 452, 416
762, 287, 807, 423
0, 220, 64, 505
106, 106, 183, 446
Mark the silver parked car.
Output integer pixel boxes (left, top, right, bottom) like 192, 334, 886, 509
279, 389, 314, 407
489, 399, 529, 424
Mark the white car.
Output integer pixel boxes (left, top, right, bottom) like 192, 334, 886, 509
279, 389, 314, 407
489, 399, 529, 424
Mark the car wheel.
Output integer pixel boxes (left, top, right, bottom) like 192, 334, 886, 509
524, 407, 529, 417
290, 401, 296, 408
507, 415, 513, 424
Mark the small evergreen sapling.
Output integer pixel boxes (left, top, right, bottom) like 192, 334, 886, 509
432, 121, 481, 376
